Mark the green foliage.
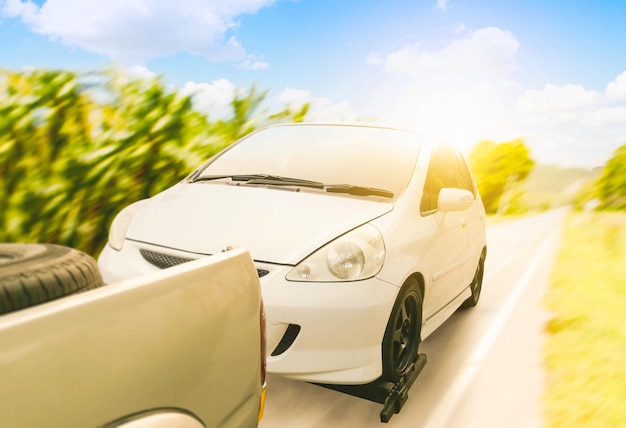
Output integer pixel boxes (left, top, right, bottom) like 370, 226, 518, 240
571, 174, 602, 211
596, 143, 626, 210
0, 68, 311, 256
467, 138, 535, 214
544, 212, 626, 428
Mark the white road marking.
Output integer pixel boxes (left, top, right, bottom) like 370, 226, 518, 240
423, 231, 559, 428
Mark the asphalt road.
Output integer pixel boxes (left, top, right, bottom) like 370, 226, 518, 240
260, 209, 566, 428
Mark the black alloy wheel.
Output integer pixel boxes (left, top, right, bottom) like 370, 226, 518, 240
382, 280, 422, 382
461, 251, 486, 309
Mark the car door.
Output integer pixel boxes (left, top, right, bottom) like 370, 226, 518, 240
420, 146, 473, 315
451, 149, 485, 277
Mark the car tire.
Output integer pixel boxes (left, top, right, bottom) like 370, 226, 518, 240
381, 279, 423, 383
461, 250, 486, 309
0, 243, 104, 315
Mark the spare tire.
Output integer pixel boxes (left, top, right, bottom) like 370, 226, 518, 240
0, 243, 104, 315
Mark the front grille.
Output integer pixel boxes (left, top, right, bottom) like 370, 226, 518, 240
140, 248, 270, 278
140, 249, 193, 269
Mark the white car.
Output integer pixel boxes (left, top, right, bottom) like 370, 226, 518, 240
99, 123, 486, 386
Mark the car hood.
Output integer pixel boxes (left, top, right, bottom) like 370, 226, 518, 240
127, 183, 393, 265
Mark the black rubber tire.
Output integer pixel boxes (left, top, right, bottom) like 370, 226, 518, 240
0, 243, 104, 315
461, 251, 486, 309
381, 280, 423, 382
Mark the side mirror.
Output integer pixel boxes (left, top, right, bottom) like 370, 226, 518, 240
437, 188, 474, 212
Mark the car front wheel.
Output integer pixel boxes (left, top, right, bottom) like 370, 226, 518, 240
381, 279, 423, 382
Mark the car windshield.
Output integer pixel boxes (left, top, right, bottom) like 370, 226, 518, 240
193, 124, 422, 201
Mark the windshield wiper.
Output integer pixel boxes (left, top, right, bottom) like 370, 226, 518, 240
324, 184, 394, 198
192, 174, 324, 189
192, 174, 266, 182
192, 175, 392, 197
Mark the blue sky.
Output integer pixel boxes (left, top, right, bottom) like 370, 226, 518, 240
2, 0, 626, 168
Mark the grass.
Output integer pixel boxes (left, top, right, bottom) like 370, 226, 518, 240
543, 211, 626, 428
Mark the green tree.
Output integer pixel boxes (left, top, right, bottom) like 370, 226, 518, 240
1, 67, 313, 256
468, 138, 535, 214
73, 70, 208, 254
596, 143, 626, 210
210, 84, 311, 145
0, 69, 94, 247
214, 85, 268, 144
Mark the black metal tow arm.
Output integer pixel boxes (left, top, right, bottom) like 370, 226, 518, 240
314, 353, 427, 423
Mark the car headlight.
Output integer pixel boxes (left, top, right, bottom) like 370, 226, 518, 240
108, 199, 149, 251
286, 224, 385, 282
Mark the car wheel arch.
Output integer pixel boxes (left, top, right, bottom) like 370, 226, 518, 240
104, 408, 205, 428
404, 272, 425, 299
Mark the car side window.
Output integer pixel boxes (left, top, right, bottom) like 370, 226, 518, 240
420, 146, 475, 215
421, 147, 455, 215
453, 151, 477, 196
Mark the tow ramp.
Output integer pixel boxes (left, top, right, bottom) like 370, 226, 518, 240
315, 354, 427, 423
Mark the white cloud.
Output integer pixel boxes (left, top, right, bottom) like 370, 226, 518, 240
368, 27, 519, 76
275, 87, 359, 122
510, 84, 626, 167
127, 65, 156, 79
238, 54, 269, 70
2, 0, 37, 19
180, 78, 238, 119
606, 71, 626, 101
453, 23, 466, 35
362, 27, 522, 152
517, 84, 602, 114
363, 26, 626, 167
2, 0, 275, 65
179, 83, 359, 123
435, 0, 448, 11
275, 88, 312, 108
581, 107, 626, 128
365, 52, 384, 66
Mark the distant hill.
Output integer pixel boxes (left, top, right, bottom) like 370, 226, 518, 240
520, 164, 601, 210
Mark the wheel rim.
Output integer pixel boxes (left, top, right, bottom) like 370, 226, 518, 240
390, 292, 420, 376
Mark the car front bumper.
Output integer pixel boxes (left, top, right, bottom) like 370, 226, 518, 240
99, 240, 400, 385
